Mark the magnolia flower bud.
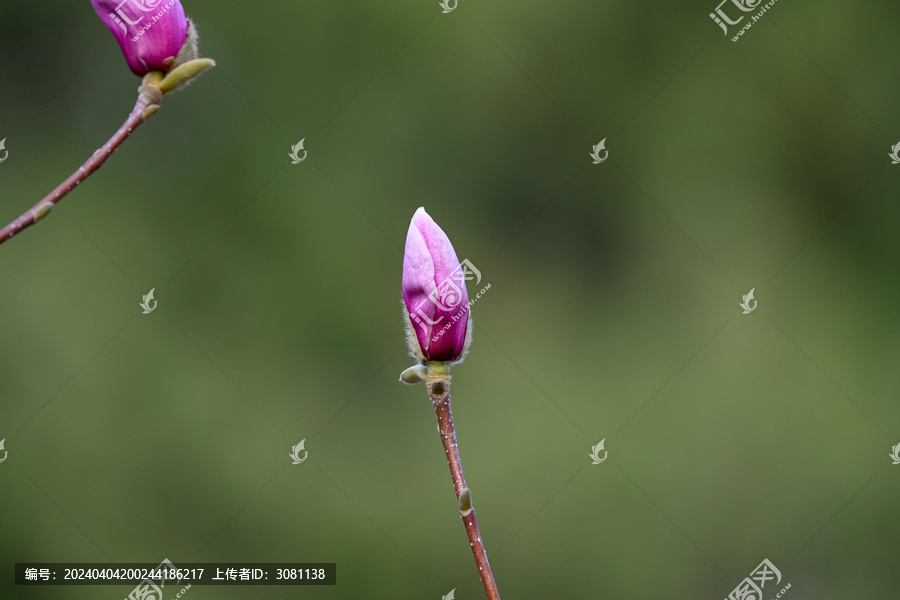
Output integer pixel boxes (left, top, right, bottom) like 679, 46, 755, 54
402, 207, 472, 363
92, 0, 189, 76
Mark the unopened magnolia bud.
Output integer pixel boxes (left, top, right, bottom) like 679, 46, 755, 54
399, 364, 428, 385
91, 0, 189, 76
402, 208, 471, 363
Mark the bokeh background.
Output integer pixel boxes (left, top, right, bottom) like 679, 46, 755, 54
2, 1, 899, 598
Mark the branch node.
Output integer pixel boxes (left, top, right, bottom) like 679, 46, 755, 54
459, 487, 473, 516
31, 202, 54, 223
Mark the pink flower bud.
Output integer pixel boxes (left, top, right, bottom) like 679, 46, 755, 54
403, 207, 471, 362
92, 0, 189, 76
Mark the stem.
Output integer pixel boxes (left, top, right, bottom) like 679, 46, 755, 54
0, 76, 163, 246
426, 365, 501, 600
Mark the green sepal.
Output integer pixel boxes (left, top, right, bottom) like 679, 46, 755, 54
399, 364, 428, 385
159, 58, 216, 95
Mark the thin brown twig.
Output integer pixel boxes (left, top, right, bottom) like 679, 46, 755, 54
0, 83, 160, 246
427, 369, 501, 600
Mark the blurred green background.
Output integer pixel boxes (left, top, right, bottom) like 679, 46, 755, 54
2, 1, 899, 598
